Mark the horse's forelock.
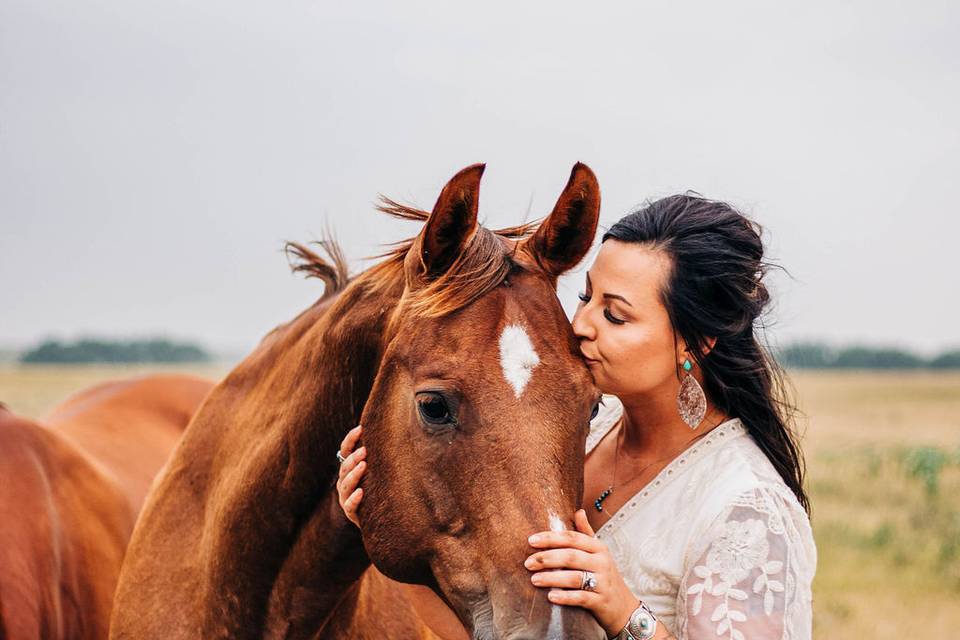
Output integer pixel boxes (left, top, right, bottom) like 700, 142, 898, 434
338, 198, 546, 320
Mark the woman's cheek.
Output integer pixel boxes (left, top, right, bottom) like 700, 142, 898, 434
601, 342, 636, 392
609, 336, 658, 393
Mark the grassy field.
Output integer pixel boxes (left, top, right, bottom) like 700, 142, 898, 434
1, 365, 957, 639
793, 371, 960, 639
0, 362, 232, 418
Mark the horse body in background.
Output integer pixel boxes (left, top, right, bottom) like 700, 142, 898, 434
111, 164, 605, 640
45, 374, 214, 513
0, 407, 130, 640
0, 374, 214, 639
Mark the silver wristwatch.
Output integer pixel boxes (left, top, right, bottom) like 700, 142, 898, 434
614, 601, 657, 640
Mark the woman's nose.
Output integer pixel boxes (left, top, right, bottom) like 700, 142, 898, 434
571, 306, 596, 342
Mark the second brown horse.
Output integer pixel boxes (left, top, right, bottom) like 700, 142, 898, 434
0, 374, 213, 639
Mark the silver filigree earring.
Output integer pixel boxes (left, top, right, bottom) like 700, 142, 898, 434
677, 359, 707, 430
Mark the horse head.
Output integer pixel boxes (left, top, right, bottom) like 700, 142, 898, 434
358, 164, 605, 639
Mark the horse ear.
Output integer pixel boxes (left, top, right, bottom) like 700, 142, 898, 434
415, 163, 485, 278
522, 162, 601, 280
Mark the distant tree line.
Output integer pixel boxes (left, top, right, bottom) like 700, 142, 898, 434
777, 342, 960, 369
15, 337, 959, 369
20, 339, 211, 364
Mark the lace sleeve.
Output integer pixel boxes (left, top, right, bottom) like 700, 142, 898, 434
676, 486, 815, 640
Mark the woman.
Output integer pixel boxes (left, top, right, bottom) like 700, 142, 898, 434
336, 194, 816, 639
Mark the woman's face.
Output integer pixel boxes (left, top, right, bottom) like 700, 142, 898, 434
571, 239, 684, 398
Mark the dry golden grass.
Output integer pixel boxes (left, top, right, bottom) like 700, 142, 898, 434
792, 371, 960, 639
0, 362, 231, 419
0, 365, 957, 638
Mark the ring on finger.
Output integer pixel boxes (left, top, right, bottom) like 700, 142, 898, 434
580, 570, 598, 592
336, 450, 347, 464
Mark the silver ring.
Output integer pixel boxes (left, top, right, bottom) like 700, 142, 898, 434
580, 570, 597, 592
336, 450, 347, 464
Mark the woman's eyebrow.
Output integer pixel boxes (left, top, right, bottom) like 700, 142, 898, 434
587, 272, 633, 307
603, 292, 633, 307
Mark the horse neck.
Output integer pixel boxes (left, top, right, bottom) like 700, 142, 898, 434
225, 270, 405, 486
192, 271, 405, 636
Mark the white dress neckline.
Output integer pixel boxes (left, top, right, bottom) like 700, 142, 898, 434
585, 395, 747, 539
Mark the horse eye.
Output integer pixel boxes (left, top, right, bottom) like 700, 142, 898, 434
590, 402, 600, 422
417, 393, 452, 425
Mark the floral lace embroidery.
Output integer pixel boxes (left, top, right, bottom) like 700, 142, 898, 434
686, 510, 785, 640
686, 518, 785, 638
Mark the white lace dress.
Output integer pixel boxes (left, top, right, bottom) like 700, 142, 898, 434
587, 395, 816, 640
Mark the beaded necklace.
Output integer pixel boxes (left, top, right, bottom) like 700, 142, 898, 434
593, 412, 719, 513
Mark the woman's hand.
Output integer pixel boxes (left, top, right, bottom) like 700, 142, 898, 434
525, 509, 639, 637
336, 424, 366, 527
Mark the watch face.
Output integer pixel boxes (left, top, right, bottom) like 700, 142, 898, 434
629, 606, 657, 640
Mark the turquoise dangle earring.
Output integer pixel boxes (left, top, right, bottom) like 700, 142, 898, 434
677, 358, 707, 429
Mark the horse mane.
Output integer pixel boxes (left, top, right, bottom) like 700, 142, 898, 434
284, 234, 350, 302
286, 197, 543, 318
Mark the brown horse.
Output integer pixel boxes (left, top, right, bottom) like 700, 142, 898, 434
45, 374, 215, 513
110, 164, 604, 640
0, 374, 214, 639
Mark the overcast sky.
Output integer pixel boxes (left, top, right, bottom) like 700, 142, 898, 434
2, 1, 957, 356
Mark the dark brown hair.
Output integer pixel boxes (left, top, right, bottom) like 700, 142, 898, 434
603, 194, 810, 513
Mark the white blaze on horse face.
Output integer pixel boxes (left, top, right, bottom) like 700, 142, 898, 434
548, 512, 566, 533
546, 511, 566, 640
498, 324, 541, 398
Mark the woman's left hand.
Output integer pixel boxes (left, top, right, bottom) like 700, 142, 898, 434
525, 509, 639, 637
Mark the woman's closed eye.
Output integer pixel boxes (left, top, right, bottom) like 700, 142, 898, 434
578, 292, 626, 325
603, 309, 626, 325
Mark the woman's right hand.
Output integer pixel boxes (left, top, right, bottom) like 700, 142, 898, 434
336, 424, 366, 527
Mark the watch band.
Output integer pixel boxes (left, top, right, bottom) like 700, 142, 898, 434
614, 601, 657, 640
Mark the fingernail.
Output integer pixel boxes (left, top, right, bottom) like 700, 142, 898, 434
530, 574, 541, 585
357, 446, 366, 457
357, 461, 365, 469
524, 557, 534, 569
528, 534, 541, 544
